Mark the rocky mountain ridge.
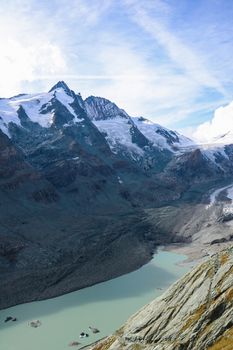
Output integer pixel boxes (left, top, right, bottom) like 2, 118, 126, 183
0, 81, 233, 309
0, 81, 231, 175
89, 246, 233, 350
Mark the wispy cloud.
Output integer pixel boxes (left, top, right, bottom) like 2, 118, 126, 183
0, 1, 66, 96
0, 0, 111, 97
0, 0, 232, 133
124, 0, 225, 93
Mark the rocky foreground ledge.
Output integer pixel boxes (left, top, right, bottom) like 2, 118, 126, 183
89, 246, 233, 350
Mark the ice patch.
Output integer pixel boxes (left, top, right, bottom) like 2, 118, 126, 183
9, 93, 55, 128
93, 117, 144, 156
133, 117, 195, 152
0, 87, 81, 135
0, 99, 21, 136
54, 88, 76, 118
202, 146, 229, 171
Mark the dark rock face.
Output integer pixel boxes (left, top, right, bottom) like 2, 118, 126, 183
166, 149, 223, 184
85, 95, 153, 161
0, 129, 53, 195
0, 82, 233, 309
85, 96, 129, 121
156, 126, 179, 144
129, 122, 151, 148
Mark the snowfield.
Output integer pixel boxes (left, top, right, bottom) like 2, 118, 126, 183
0, 86, 81, 134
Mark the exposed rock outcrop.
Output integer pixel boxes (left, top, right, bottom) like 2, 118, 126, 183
90, 247, 233, 350
1, 82, 233, 310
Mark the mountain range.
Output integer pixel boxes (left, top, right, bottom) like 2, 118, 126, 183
0, 81, 233, 309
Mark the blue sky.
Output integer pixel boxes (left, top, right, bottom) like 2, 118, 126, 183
1, 0, 233, 138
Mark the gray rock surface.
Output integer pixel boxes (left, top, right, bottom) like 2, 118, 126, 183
89, 246, 233, 350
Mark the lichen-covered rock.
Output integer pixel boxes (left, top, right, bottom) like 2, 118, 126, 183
90, 246, 233, 350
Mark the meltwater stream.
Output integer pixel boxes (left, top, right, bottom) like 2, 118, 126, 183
0, 250, 190, 350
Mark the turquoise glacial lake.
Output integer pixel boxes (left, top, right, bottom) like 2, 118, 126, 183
0, 250, 190, 350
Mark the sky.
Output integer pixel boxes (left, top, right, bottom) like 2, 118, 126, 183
1, 0, 233, 141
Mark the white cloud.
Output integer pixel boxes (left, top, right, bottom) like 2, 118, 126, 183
0, 0, 111, 97
177, 126, 196, 140
124, 0, 225, 95
0, 0, 232, 133
194, 101, 233, 143
0, 3, 68, 97
0, 39, 67, 97
69, 43, 201, 121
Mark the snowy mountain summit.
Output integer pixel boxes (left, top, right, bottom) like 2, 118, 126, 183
84, 95, 195, 157
0, 81, 87, 136
0, 81, 232, 172
0, 82, 196, 165
1, 82, 233, 310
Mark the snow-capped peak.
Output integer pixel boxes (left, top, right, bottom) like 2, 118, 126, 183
84, 96, 151, 157
84, 96, 198, 157
49, 80, 73, 97
0, 83, 85, 136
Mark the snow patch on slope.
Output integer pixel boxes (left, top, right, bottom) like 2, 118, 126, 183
133, 117, 195, 152
0, 86, 82, 136
201, 145, 229, 171
0, 99, 21, 136
93, 117, 144, 155
10, 93, 55, 127
54, 88, 76, 119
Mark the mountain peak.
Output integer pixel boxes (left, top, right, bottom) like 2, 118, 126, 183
85, 95, 129, 121
49, 81, 73, 96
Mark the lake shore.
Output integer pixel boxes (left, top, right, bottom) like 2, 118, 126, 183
0, 250, 190, 350
0, 235, 157, 310
161, 241, 233, 266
